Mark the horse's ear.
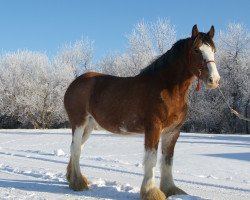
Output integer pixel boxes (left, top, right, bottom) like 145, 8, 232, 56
192, 24, 199, 39
207, 25, 215, 38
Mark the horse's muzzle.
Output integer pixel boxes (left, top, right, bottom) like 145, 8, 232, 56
206, 76, 220, 89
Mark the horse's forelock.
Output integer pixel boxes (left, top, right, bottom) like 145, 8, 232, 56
194, 33, 216, 51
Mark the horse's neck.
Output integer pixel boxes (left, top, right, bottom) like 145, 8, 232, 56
157, 64, 194, 110
158, 49, 194, 95
139, 38, 194, 99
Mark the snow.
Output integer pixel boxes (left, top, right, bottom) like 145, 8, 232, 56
54, 149, 66, 157
0, 129, 249, 200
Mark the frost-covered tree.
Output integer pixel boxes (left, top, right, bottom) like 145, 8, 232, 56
0, 37, 95, 128
55, 38, 94, 77
152, 18, 176, 54
100, 53, 130, 76
100, 18, 176, 76
186, 87, 226, 133
216, 23, 250, 133
126, 21, 155, 74
100, 52, 145, 77
0, 50, 57, 128
0, 40, 93, 128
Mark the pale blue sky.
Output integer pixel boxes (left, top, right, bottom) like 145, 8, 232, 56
0, 0, 249, 60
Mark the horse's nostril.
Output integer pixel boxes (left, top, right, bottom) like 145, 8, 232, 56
208, 77, 213, 84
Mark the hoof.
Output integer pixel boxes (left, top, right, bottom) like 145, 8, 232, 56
163, 186, 187, 197
69, 175, 90, 191
141, 187, 166, 200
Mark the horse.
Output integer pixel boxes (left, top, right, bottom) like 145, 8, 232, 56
64, 25, 220, 200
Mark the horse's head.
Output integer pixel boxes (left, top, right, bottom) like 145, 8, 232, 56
189, 25, 220, 89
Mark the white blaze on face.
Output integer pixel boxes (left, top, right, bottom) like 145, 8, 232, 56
199, 44, 220, 88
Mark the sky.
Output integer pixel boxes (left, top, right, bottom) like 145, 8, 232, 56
0, 0, 250, 61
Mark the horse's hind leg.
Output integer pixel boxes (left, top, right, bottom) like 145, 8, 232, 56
67, 117, 93, 191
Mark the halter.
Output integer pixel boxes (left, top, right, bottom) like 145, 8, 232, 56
188, 49, 215, 91
196, 60, 215, 91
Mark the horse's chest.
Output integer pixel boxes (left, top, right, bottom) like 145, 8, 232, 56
160, 90, 188, 130
163, 105, 187, 130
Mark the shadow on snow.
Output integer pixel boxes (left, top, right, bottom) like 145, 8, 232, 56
202, 152, 250, 162
1, 151, 250, 195
0, 179, 139, 200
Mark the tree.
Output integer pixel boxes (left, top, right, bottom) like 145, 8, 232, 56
99, 18, 177, 76
0, 37, 94, 128
216, 23, 250, 133
126, 21, 155, 74
151, 18, 176, 54
0, 50, 56, 128
99, 53, 129, 76
55, 38, 94, 77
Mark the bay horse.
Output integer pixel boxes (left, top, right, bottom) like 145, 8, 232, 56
64, 25, 220, 200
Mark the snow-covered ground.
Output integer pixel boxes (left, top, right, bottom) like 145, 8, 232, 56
0, 129, 249, 200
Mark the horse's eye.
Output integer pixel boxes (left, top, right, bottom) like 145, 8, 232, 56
194, 49, 200, 53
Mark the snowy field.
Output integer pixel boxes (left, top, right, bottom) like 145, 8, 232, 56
0, 129, 249, 200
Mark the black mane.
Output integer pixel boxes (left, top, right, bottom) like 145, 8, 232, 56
140, 32, 215, 75
140, 38, 189, 75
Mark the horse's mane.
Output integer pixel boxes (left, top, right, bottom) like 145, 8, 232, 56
140, 38, 189, 75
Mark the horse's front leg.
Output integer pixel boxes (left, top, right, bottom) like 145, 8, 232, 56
140, 126, 166, 200
160, 130, 187, 197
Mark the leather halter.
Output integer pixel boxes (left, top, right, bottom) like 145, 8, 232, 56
196, 60, 215, 91
188, 48, 216, 91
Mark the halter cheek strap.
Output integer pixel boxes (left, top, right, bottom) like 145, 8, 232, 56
196, 60, 215, 91
188, 49, 216, 91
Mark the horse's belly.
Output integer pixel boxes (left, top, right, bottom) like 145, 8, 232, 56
89, 113, 144, 135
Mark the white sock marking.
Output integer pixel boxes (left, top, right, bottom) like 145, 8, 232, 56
160, 133, 175, 190
142, 150, 157, 192
71, 125, 85, 176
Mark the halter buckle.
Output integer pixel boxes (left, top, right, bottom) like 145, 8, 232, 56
198, 68, 202, 77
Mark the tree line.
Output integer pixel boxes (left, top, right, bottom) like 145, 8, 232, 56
0, 19, 249, 133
